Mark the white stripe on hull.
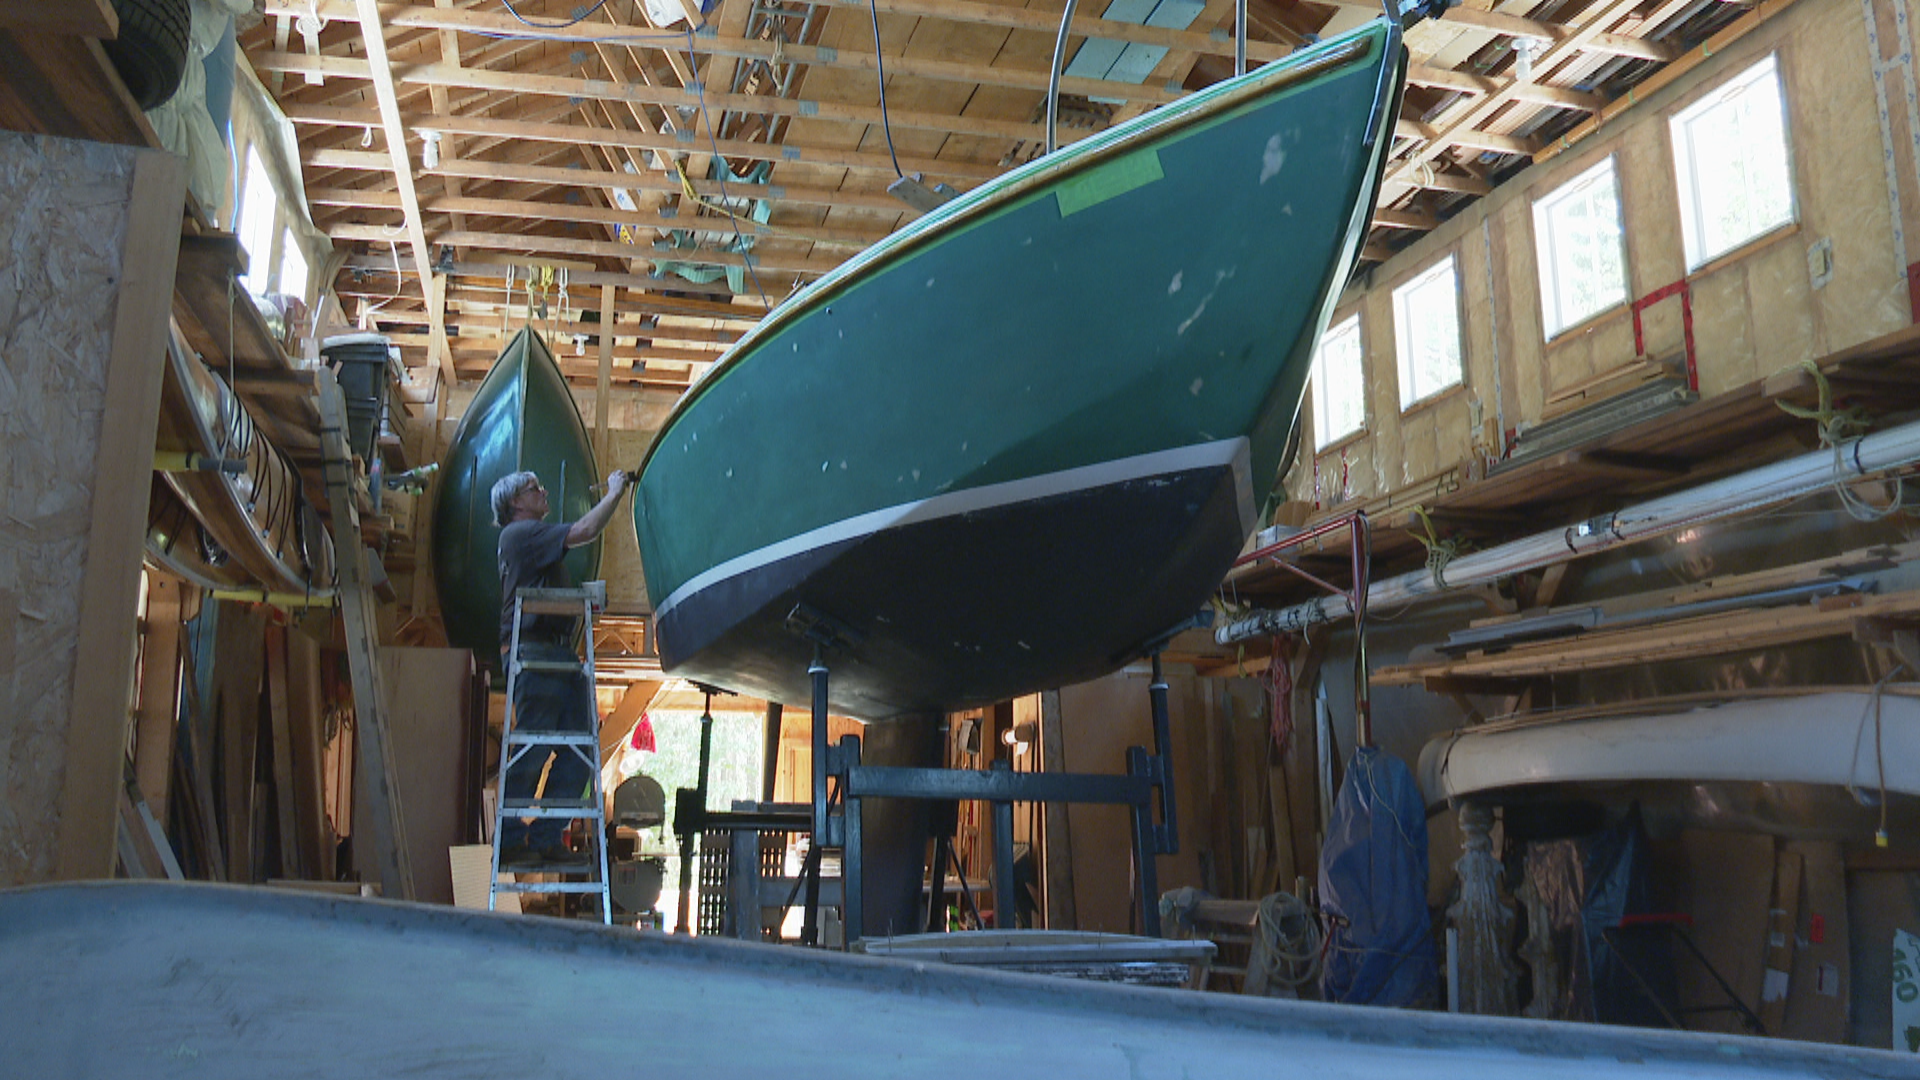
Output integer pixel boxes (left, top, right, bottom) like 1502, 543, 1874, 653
656, 437, 1256, 624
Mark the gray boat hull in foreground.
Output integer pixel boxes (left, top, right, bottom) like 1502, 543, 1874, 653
0, 882, 1907, 1078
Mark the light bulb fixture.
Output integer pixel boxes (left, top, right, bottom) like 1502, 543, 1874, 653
421, 130, 442, 169
1515, 38, 1545, 82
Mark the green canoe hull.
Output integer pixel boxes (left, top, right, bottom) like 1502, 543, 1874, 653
636, 22, 1405, 719
433, 328, 600, 671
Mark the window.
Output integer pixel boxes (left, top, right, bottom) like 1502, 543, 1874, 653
1533, 157, 1629, 337
278, 228, 309, 302
1311, 314, 1365, 449
1392, 256, 1463, 409
1670, 54, 1795, 269
235, 146, 278, 296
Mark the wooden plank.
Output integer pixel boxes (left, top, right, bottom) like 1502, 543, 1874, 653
595, 284, 615, 470
1759, 850, 1803, 1035
1375, 585, 1920, 684
0, 0, 117, 38
133, 575, 187, 824
285, 628, 336, 880
54, 147, 188, 882
264, 625, 304, 879
281, 101, 1001, 183
1038, 689, 1076, 930
317, 369, 415, 900
254, 51, 1079, 137
307, 186, 886, 248
0, 28, 151, 146
375, 647, 472, 905
215, 602, 267, 883
351, 0, 448, 386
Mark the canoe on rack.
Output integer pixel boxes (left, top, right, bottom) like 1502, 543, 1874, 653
432, 327, 600, 669
151, 322, 330, 594
635, 20, 1407, 719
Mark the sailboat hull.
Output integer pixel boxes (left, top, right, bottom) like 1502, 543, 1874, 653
638, 24, 1405, 718
659, 441, 1251, 716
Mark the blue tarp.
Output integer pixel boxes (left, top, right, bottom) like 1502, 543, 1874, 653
1319, 747, 1436, 1006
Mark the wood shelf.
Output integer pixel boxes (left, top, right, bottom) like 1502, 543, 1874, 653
172, 234, 326, 464
1233, 323, 1920, 608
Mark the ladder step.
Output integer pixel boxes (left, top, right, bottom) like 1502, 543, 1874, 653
498, 802, 601, 816
504, 731, 598, 747
495, 881, 610, 893
515, 659, 586, 674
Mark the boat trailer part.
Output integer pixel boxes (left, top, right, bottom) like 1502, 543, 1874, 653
1219, 416, 1920, 643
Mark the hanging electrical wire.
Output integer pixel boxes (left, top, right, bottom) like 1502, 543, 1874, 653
498, 0, 611, 30
867, 0, 906, 179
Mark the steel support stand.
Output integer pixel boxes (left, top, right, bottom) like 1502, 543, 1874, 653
673, 689, 717, 934
800, 649, 830, 946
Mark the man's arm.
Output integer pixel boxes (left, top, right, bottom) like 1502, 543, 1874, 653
566, 470, 632, 547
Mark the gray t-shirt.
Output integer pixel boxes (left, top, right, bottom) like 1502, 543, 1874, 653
498, 518, 573, 651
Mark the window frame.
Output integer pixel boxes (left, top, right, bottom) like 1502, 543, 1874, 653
1532, 155, 1630, 339
1391, 255, 1465, 411
1310, 312, 1367, 450
1669, 53, 1798, 271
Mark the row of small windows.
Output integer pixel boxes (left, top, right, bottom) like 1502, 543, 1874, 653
236, 145, 312, 302
1311, 54, 1796, 451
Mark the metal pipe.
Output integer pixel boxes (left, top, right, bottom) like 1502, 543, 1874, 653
1148, 650, 1179, 852
1234, 0, 1246, 76
1045, 0, 1084, 154
1220, 419, 1920, 643
801, 649, 829, 946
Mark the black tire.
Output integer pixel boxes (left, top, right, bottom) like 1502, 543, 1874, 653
105, 0, 191, 111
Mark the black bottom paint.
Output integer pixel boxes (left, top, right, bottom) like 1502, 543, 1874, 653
656, 466, 1247, 719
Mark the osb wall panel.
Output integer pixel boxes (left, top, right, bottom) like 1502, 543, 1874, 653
1058, 669, 1205, 933
0, 135, 135, 885
600, 426, 655, 610
1286, 0, 1912, 513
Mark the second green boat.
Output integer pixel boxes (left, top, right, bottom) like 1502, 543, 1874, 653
433, 327, 601, 671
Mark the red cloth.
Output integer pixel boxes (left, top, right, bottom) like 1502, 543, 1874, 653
629, 712, 656, 752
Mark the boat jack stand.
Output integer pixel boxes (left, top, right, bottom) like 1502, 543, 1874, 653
671, 685, 720, 934
800, 647, 834, 946
817, 650, 1188, 943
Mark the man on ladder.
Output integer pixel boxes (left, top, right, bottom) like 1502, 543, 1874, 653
489, 468, 632, 869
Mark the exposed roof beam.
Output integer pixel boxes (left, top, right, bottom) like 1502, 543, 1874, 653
1387, 0, 1650, 193
1407, 63, 1603, 112
263, 0, 1300, 74
352, 0, 450, 385
307, 186, 886, 248
308, 147, 931, 214
282, 101, 1003, 182
250, 46, 1176, 117
340, 253, 778, 316
331, 223, 845, 276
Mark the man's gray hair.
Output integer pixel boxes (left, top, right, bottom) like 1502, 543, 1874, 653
490, 470, 540, 527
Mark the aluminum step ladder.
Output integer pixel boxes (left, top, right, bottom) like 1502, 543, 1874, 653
489, 585, 613, 923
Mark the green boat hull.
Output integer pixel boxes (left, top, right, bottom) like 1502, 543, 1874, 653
636, 22, 1405, 718
433, 328, 600, 671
